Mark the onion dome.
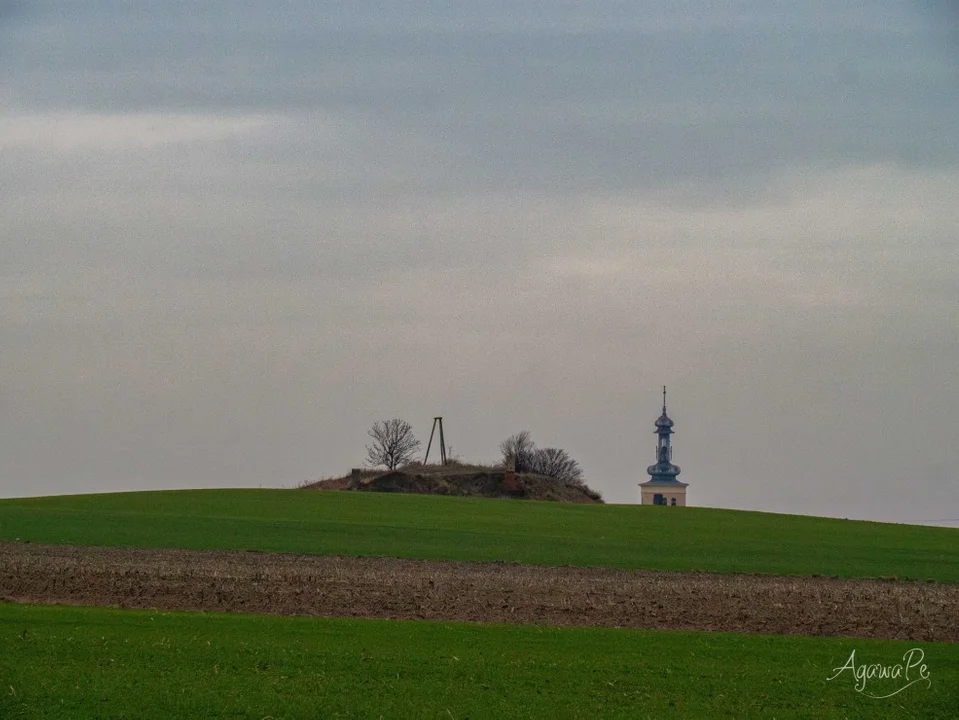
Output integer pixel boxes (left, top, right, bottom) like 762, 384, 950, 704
654, 411, 674, 430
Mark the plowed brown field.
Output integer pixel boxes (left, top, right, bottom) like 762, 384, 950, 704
1, 541, 955, 641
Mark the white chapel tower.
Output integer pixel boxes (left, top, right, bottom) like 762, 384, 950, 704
639, 386, 688, 506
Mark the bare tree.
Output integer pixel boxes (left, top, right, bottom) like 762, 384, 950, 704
366, 419, 421, 470
500, 430, 536, 472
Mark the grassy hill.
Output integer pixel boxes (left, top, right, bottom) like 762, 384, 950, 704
1, 489, 956, 581
3, 603, 956, 719
4, 489, 957, 717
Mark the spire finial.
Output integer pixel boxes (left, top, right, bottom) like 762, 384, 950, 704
663, 385, 667, 411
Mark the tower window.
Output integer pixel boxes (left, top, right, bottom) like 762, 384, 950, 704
670, 497, 677, 506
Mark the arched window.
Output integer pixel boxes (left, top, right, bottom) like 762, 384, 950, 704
670, 497, 677, 506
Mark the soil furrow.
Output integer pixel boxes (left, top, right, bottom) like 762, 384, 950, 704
1, 541, 955, 641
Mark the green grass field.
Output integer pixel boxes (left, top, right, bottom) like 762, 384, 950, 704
1, 489, 957, 581
2, 603, 956, 719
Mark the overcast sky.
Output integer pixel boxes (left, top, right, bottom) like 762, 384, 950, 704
2, 1, 957, 526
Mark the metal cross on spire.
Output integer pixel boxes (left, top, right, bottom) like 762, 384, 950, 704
663, 385, 667, 412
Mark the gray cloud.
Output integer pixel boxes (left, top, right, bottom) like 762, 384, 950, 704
5, 2, 958, 193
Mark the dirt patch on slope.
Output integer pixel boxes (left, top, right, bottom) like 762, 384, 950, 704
1, 541, 955, 641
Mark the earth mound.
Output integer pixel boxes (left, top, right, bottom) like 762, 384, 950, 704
303, 463, 603, 503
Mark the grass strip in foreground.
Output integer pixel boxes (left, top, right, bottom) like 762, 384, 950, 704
1, 603, 957, 719
1, 490, 957, 581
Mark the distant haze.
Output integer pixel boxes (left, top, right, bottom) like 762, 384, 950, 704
2, 2, 957, 526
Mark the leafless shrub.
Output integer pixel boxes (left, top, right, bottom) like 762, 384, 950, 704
500, 432, 583, 484
527, 447, 583, 485
582, 486, 603, 502
500, 431, 536, 471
